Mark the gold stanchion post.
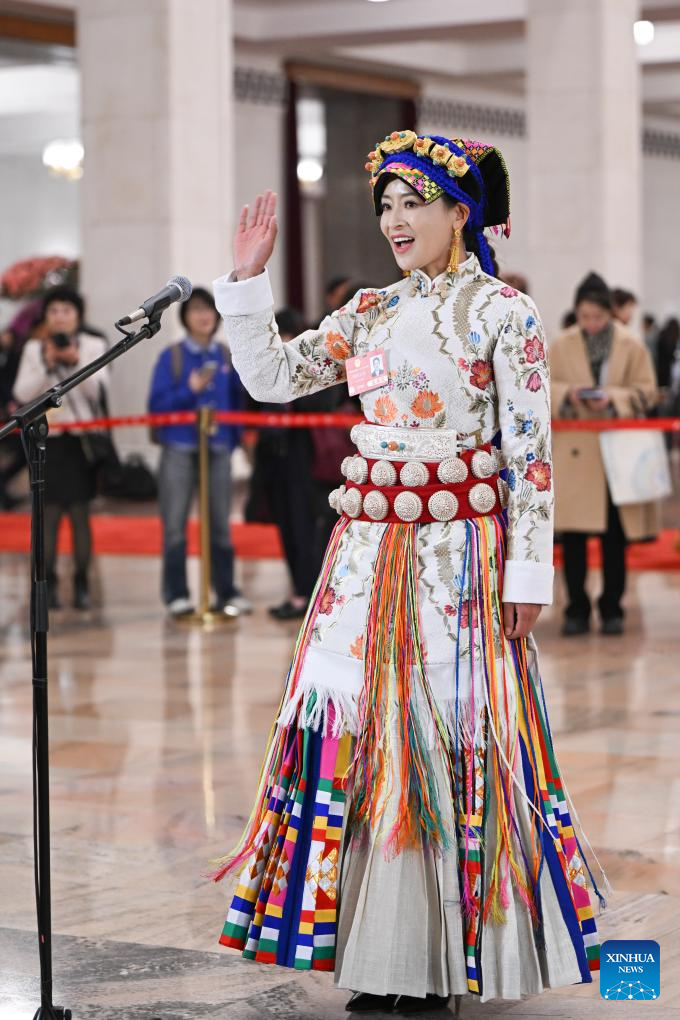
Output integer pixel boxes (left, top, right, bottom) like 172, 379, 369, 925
179, 406, 236, 628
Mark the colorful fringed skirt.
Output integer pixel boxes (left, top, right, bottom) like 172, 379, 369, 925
213, 449, 606, 1002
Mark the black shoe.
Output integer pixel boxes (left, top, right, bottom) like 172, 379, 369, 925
346, 992, 397, 1013
73, 573, 91, 611
268, 600, 308, 621
601, 616, 624, 636
561, 615, 590, 637
393, 995, 451, 1014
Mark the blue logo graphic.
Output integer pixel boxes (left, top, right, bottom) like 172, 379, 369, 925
600, 940, 660, 1001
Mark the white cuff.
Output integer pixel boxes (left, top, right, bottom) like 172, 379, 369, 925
502, 560, 554, 606
212, 268, 274, 316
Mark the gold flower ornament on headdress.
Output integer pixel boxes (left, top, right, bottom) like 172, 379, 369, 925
365, 131, 470, 180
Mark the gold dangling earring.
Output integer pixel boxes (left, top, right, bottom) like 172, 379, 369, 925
447, 227, 462, 274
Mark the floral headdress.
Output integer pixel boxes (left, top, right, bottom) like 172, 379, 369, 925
365, 129, 512, 275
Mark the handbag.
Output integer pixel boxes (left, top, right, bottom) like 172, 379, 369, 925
80, 429, 117, 469
310, 398, 357, 483
99, 453, 157, 501
67, 386, 121, 483
599, 428, 672, 505
310, 424, 355, 483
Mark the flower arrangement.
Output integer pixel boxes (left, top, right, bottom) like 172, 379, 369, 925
1, 255, 78, 300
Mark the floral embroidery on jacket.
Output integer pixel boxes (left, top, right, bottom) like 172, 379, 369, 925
374, 394, 398, 423
325, 331, 351, 361
372, 358, 449, 427
349, 634, 364, 659
318, 586, 346, 615
357, 290, 382, 314
525, 459, 552, 491
459, 600, 480, 630
523, 335, 545, 364
354, 289, 401, 334
469, 359, 493, 390
222, 254, 553, 578
411, 390, 444, 419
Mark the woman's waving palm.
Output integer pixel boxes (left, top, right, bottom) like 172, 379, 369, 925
234, 190, 278, 281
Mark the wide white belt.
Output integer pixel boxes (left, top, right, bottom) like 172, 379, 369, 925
349, 422, 460, 463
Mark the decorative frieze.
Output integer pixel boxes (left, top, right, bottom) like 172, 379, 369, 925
643, 129, 680, 160
234, 67, 287, 105
417, 97, 526, 138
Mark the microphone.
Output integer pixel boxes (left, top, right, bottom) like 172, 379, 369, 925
116, 275, 193, 326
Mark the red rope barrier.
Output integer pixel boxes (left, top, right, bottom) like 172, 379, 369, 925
50, 412, 196, 431
3, 411, 680, 432
553, 416, 680, 432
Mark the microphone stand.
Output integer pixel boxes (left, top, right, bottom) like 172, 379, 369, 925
0, 312, 163, 1020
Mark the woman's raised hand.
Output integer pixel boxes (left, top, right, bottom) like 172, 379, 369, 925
233, 190, 278, 281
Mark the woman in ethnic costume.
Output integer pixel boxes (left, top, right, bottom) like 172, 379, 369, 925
211, 132, 607, 1014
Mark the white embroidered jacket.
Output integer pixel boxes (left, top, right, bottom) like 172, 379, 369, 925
214, 253, 554, 605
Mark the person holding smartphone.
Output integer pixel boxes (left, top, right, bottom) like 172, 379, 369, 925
550, 273, 658, 636
13, 286, 109, 610
148, 286, 249, 618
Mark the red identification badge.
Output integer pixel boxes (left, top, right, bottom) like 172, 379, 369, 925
346, 348, 389, 396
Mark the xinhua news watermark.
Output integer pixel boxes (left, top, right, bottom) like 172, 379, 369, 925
600, 940, 660, 1001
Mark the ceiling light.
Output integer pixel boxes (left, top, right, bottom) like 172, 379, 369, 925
633, 20, 655, 46
42, 139, 84, 181
297, 158, 323, 184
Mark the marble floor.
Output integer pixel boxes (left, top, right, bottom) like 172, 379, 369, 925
1, 550, 679, 1019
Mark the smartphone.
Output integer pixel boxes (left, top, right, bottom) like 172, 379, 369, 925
201, 360, 219, 377
578, 387, 605, 400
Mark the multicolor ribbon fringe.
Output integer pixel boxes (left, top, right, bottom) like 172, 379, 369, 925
213, 512, 604, 989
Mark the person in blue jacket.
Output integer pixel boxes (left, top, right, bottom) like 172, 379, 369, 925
148, 286, 251, 617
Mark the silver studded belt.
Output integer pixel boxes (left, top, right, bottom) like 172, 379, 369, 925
350, 422, 460, 462
329, 446, 509, 524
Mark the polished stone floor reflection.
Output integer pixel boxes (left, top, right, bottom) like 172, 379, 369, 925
1, 550, 679, 1018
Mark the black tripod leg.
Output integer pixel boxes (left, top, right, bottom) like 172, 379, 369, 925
0, 315, 165, 1020
22, 419, 71, 1020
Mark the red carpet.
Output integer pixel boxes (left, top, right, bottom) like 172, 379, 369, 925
0, 512, 678, 569
554, 531, 680, 571
0, 513, 283, 559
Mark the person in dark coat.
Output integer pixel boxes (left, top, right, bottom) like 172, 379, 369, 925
0, 327, 25, 509
247, 307, 324, 620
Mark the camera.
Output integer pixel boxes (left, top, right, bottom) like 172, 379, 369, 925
51, 333, 72, 349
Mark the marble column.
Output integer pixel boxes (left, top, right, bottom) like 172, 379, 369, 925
232, 63, 287, 304
77, 0, 234, 453
527, 0, 641, 336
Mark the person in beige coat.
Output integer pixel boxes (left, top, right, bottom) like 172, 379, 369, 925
550, 272, 658, 636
